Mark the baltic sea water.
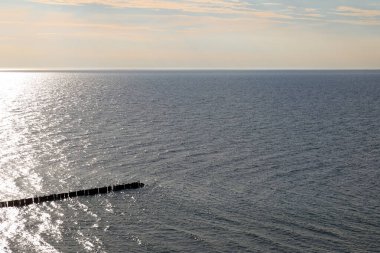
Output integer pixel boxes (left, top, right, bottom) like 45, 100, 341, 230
0, 70, 379, 252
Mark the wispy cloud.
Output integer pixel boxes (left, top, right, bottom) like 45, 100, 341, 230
334, 6, 380, 26
305, 8, 317, 13
336, 6, 380, 17
30, 0, 291, 19
30, 0, 251, 13
261, 2, 282, 6
333, 19, 380, 26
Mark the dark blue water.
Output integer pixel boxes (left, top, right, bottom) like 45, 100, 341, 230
0, 70, 379, 252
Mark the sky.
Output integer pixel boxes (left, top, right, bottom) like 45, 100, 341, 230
1, 0, 380, 69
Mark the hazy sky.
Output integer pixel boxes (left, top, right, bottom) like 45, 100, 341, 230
1, 0, 380, 69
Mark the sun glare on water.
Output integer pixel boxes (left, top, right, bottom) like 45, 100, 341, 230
0, 72, 64, 252
0, 72, 43, 199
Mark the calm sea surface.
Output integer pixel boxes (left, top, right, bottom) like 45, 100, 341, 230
0, 71, 379, 252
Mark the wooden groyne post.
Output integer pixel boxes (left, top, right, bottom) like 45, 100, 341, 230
0, 181, 144, 208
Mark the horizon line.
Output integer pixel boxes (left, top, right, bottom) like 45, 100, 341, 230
1, 68, 380, 72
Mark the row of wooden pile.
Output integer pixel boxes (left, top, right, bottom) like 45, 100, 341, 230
0, 181, 144, 208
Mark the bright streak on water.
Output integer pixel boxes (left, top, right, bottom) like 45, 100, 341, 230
0, 71, 380, 252
0, 72, 44, 199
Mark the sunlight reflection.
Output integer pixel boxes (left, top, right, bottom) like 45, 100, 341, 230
0, 72, 59, 252
0, 72, 31, 99
0, 72, 43, 200
0, 205, 62, 252
0, 72, 113, 252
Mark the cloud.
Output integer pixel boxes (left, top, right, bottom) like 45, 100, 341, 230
303, 13, 322, 18
334, 6, 380, 26
305, 8, 317, 13
261, 2, 282, 6
30, 0, 250, 13
30, 0, 291, 19
333, 19, 380, 26
336, 6, 380, 17
2, 2, 380, 69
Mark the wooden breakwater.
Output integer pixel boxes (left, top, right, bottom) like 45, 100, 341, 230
0, 181, 144, 208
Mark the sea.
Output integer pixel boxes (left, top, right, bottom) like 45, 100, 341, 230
0, 70, 379, 252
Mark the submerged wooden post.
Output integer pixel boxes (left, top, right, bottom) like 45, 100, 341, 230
0, 181, 144, 209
